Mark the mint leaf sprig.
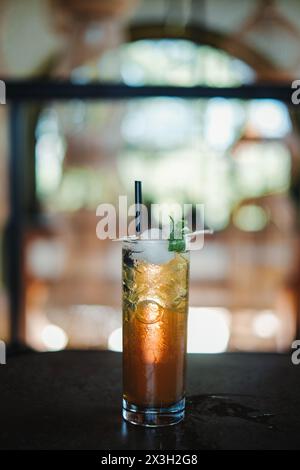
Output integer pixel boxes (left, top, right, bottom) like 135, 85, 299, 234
168, 216, 189, 253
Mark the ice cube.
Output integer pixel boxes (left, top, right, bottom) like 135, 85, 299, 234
133, 229, 174, 264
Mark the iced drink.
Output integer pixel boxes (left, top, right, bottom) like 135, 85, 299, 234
122, 239, 189, 426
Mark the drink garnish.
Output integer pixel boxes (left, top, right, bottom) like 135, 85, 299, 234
168, 216, 188, 253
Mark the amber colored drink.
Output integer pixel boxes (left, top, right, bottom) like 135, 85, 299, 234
122, 239, 189, 426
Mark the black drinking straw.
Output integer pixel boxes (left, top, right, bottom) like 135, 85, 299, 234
135, 180, 142, 235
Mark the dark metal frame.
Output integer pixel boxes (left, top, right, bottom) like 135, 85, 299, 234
6, 80, 294, 102
7, 103, 26, 346
5, 79, 295, 347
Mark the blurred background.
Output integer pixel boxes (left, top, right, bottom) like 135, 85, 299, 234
1, 0, 300, 354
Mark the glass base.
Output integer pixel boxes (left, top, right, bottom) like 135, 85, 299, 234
122, 398, 185, 427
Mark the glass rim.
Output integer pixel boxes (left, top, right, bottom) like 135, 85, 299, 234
122, 238, 176, 244
122, 238, 190, 254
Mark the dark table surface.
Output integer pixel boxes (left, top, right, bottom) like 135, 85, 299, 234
0, 350, 300, 450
